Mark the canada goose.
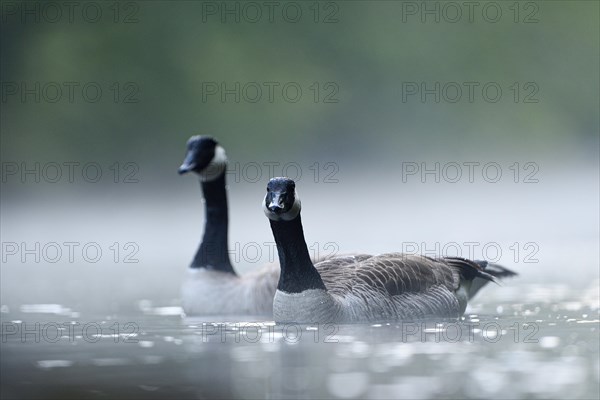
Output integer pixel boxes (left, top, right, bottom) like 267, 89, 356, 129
263, 177, 517, 323
179, 136, 278, 316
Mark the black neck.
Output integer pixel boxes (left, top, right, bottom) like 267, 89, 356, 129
191, 172, 236, 275
269, 214, 326, 293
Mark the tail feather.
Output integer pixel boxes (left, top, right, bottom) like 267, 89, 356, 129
443, 257, 497, 283
469, 260, 518, 299
477, 261, 518, 279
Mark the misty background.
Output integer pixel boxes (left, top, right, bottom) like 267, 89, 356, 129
1, 1, 598, 314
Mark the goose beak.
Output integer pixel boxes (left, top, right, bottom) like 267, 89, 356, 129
178, 162, 196, 175
179, 149, 198, 175
268, 194, 285, 213
268, 202, 284, 213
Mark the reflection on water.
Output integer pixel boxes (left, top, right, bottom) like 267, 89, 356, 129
2, 282, 598, 399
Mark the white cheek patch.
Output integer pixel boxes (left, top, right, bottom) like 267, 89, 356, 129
263, 190, 301, 221
199, 145, 227, 182
280, 195, 301, 221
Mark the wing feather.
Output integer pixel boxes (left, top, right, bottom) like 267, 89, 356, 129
311, 253, 468, 320
308, 253, 503, 321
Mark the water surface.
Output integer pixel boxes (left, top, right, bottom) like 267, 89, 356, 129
2, 281, 598, 399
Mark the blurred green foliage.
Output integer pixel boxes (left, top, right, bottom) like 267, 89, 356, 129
1, 1, 598, 175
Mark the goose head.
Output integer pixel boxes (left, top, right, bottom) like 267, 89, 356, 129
263, 177, 301, 221
178, 135, 227, 182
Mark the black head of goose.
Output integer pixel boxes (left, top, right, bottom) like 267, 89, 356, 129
263, 177, 517, 324
179, 136, 278, 316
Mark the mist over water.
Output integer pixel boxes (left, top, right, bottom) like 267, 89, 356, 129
2, 160, 598, 313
